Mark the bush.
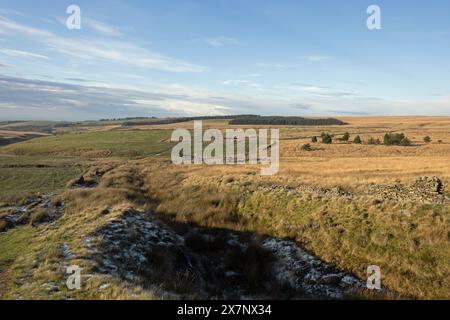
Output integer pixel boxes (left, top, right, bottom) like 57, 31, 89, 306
301, 143, 312, 151
321, 132, 332, 144
399, 137, 411, 146
438, 140, 443, 144
311, 136, 317, 143
342, 132, 350, 142
383, 133, 411, 146
368, 137, 380, 145
353, 135, 362, 144
423, 136, 431, 143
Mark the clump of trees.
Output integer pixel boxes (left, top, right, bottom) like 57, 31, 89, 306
423, 136, 431, 143
383, 133, 411, 146
305, 131, 415, 147
321, 132, 333, 144
229, 115, 346, 126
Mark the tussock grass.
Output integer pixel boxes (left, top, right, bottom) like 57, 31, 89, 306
143, 163, 450, 299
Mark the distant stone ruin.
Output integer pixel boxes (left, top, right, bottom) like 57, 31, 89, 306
368, 176, 449, 203
413, 176, 443, 195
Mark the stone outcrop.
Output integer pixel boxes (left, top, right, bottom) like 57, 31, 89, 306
83, 209, 367, 299
0, 194, 64, 232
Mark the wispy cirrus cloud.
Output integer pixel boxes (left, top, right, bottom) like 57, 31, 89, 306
84, 18, 122, 37
0, 15, 208, 73
0, 15, 51, 37
306, 55, 332, 62
287, 82, 356, 98
0, 48, 49, 60
220, 79, 262, 88
206, 36, 238, 48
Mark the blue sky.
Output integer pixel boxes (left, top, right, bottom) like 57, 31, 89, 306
0, 0, 450, 120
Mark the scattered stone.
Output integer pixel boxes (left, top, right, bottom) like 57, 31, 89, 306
99, 283, 110, 290
262, 238, 363, 299
0, 194, 65, 232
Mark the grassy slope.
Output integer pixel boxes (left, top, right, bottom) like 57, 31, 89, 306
0, 120, 449, 299
0, 156, 80, 204
0, 128, 173, 203
0, 129, 173, 158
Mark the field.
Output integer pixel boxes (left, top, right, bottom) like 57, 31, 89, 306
0, 116, 449, 299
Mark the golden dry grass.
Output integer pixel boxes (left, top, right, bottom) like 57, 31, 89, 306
146, 116, 450, 189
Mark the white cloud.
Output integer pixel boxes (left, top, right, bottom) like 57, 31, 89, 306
84, 18, 122, 37
0, 16, 51, 37
206, 36, 238, 48
0, 15, 207, 73
220, 79, 262, 88
285, 83, 356, 98
0, 48, 49, 60
134, 99, 229, 115
1, 75, 449, 121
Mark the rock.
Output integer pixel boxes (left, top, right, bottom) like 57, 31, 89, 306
340, 275, 360, 287
100, 207, 112, 215
59, 243, 73, 259
99, 283, 110, 290
320, 274, 342, 285
43, 282, 59, 292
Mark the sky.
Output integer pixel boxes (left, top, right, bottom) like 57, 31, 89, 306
0, 0, 450, 120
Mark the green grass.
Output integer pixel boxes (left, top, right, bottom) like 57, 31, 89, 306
0, 226, 39, 298
0, 129, 174, 158
0, 155, 80, 204
0, 129, 173, 204
0, 128, 174, 204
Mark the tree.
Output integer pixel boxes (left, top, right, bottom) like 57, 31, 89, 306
311, 136, 318, 143
423, 136, 431, 143
321, 132, 332, 144
353, 135, 362, 144
342, 131, 350, 142
384, 133, 411, 146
